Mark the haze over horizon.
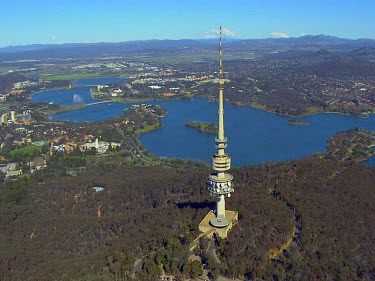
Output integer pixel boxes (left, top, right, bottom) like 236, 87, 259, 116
1, 0, 375, 48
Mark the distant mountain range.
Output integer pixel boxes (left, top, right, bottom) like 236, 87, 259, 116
1, 35, 375, 61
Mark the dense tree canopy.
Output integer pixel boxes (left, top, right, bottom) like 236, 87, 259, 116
0, 156, 374, 280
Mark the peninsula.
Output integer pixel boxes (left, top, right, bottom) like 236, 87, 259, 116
325, 128, 375, 162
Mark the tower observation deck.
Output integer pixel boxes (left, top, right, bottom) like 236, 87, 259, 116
207, 27, 235, 229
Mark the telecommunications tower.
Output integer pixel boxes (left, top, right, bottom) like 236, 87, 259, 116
207, 26, 234, 228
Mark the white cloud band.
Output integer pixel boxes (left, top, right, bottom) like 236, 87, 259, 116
204, 27, 237, 38
271, 32, 289, 38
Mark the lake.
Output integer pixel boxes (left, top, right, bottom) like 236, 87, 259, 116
31, 78, 375, 166
366, 156, 375, 166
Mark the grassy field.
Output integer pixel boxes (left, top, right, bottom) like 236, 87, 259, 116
10, 146, 40, 161
134, 122, 162, 136
50, 104, 88, 115
43, 72, 106, 81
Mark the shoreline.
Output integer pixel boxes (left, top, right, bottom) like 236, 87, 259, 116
29, 85, 71, 99
245, 102, 374, 119
29, 87, 375, 167
162, 95, 374, 119
57, 82, 375, 120
361, 155, 375, 166
90, 87, 193, 104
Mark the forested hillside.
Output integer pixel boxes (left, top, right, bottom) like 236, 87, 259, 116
0, 73, 27, 93
0, 157, 374, 280
223, 159, 374, 280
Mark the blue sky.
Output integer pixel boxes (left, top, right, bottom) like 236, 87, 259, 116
1, 0, 375, 47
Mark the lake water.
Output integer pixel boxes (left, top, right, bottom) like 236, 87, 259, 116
31, 77, 130, 106
31, 78, 375, 166
366, 156, 375, 166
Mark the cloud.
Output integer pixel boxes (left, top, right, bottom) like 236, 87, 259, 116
301, 32, 309, 37
204, 27, 237, 39
221, 28, 236, 38
51, 35, 57, 41
271, 32, 290, 39
204, 33, 217, 39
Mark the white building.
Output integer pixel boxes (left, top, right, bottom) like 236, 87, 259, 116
84, 138, 121, 154
10, 111, 16, 122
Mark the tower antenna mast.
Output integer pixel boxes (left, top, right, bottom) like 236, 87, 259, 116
207, 26, 234, 228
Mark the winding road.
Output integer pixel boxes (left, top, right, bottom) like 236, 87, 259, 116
269, 184, 302, 260
115, 127, 157, 165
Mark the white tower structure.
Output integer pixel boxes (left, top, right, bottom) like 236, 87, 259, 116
207, 27, 234, 228
95, 138, 99, 150
10, 111, 16, 122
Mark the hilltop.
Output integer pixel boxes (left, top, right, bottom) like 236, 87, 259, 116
0, 153, 374, 280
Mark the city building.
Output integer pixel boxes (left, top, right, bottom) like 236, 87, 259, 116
84, 138, 121, 154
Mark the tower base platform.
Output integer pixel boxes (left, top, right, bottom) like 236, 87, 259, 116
199, 210, 238, 239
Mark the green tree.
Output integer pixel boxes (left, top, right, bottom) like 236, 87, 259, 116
190, 260, 203, 278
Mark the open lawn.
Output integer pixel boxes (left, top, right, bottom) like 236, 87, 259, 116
44, 72, 106, 81
10, 146, 40, 161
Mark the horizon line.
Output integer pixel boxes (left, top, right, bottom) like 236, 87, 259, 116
2, 34, 375, 49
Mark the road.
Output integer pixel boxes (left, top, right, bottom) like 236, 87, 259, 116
206, 239, 221, 265
116, 128, 157, 165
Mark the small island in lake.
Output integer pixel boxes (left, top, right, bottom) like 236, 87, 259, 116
185, 120, 218, 134
288, 119, 310, 126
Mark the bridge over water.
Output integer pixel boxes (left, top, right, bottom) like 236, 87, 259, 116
85, 100, 112, 106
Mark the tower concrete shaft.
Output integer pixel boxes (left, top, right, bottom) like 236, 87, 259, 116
218, 27, 225, 143
208, 26, 234, 228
